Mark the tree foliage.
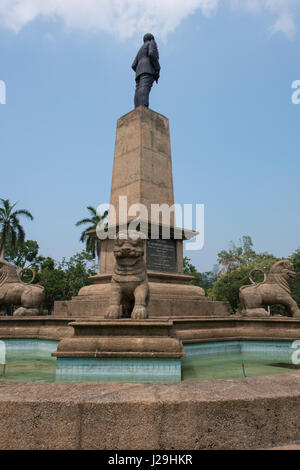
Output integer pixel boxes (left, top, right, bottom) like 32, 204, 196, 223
218, 236, 258, 274
183, 257, 217, 294
5, 239, 42, 268
34, 251, 97, 314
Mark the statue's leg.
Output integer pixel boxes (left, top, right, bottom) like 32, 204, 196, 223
281, 297, 300, 318
134, 77, 140, 108
134, 74, 154, 108
16, 287, 44, 316
105, 281, 122, 319
0, 304, 6, 316
240, 288, 269, 317
0, 291, 6, 315
14, 307, 40, 316
132, 281, 149, 319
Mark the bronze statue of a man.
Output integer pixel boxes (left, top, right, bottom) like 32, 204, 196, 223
132, 33, 161, 108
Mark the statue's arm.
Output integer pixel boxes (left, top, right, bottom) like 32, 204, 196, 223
132, 54, 138, 72
148, 42, 160, 74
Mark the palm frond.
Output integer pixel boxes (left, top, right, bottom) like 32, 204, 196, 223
16, 224, 25, 243
75, 217, 93, 227
86, 206, 97, 216
84, 225, 97, 232
13, 209, 34, 220
80, 230, 88, 242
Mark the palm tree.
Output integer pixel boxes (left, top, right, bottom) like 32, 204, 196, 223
75, 206, 108, 259
0, 199, 34, 259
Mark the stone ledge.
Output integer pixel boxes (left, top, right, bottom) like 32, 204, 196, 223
0, 373, 299, 449
89, 272, 197, 284
53, 338, 184, 358
53, 320, 185, 360
0, 316, 299, 343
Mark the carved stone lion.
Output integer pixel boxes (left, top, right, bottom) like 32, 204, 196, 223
0, 259, 45, 316
240, 260, 300, 318
105, 231, 149, 319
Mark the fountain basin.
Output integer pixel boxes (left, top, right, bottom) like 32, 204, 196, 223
0, 338, 298, 382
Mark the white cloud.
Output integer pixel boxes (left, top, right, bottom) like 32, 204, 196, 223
231, 0, 300, 39
0, 0, 219, 37
0, 0, 299, 39
269, 12, 296, 39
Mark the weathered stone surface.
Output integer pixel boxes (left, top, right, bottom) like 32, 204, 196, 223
0, 374, 300, 449
240, 260, 300, 318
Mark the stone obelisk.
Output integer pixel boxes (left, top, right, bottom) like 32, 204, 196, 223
110, 106, 175, 224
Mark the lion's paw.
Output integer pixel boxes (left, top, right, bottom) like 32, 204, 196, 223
13, 307, 40, 317
293, 310, 300, 319
242, 308, 270, 318
131, 305, 148, 320
105, 305, 121, 319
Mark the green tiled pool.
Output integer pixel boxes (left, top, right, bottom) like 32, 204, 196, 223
182, 341, 299, 381
0, 340, 58, 382
0, 339, 298, 382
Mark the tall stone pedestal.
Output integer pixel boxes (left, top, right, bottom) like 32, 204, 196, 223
54, 107, 230, 318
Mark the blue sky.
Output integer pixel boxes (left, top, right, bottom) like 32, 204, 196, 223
1, 0, 300, 272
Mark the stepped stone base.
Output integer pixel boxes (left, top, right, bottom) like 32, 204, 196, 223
53, 273, 230, 318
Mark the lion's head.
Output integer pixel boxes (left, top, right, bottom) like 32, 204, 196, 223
0, 259, 20, 286
266, 260, 296, 293
0, 260, 36, 287
113, 231, 146, 271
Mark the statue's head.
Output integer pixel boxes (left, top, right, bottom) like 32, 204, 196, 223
143, 33, 155, 43
268, 260, 296, 280
113, 230, 145, 269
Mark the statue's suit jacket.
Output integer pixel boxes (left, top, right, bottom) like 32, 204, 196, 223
132, 41, 161, 79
